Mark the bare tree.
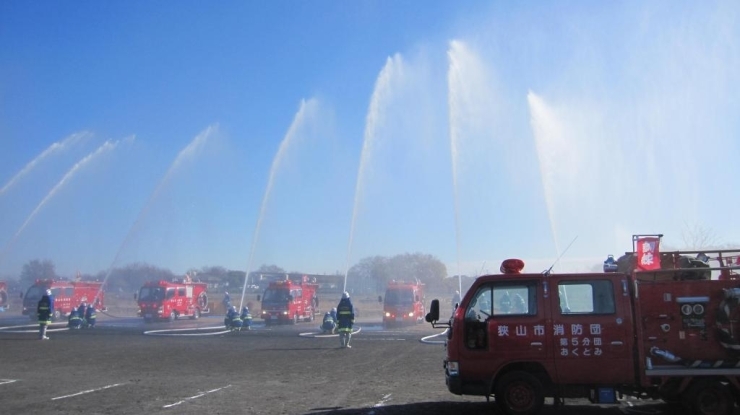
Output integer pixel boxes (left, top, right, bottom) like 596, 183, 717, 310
681, 221, 720, 250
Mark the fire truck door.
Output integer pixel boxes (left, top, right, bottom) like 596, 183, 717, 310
459, 280, 551, 381
186, 286, 193, 298
551, 275, 635, 384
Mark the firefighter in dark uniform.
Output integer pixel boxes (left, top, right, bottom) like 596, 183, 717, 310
68, 307, 82, 329
240, 306, 253, 330
336, 291, 355, 348
77, 302, 88, 326
85, 303, 97, 328
37, 289, 53, 340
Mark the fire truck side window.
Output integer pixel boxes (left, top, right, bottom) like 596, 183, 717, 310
64, 288, 74, 297
177, 288, 186, 297
558, 280, 615, 314
466, 286, 493, 322
165, 288, 175, 299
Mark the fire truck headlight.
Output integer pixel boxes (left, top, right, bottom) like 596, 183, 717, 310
261, 310, 267, 315
447, 361, 459, 376
282, 311, 288, 315
385, 312, 391, 317
408, 312, 414, 317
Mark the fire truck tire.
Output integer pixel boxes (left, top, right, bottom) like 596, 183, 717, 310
0, 290, 7, 307
292, 314, 299, 325
169, 312, 177, 322
191, 308, 200, 320
682, 379, 733, 415
52, 310, 62, 321
494, 371, 544, 415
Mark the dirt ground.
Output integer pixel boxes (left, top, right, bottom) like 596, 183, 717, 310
0, 303, 733, 415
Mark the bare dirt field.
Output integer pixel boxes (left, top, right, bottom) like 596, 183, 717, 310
0, 297, 730, 415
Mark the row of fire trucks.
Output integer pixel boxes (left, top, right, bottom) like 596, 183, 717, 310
426, 234, 740, 415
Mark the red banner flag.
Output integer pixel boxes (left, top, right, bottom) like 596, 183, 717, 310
636, 237, 661, 271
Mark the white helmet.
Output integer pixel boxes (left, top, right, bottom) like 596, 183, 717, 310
342, 291, 350, 300
45, 289, 52, 296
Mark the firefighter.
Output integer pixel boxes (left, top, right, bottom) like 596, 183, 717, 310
240, 306, 253, 330
85, 303, 97, 328
330, 307, 337, 321
37, 289, 53, 340
68, 307, 82, 329
225, 306, 242, 331
77, 302, 87, 326
336, 292, 355, 348
222, 291, 231, 311
321, 311, 336, 334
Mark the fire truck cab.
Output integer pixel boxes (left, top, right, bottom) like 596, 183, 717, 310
136, 279, 209, 322
426, 236, 740, 415
22, 279, 105, 321
259, 277, 318, 325
382, 280, 425, 327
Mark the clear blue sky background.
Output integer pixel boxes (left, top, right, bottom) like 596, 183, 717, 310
1, 1, 738, 281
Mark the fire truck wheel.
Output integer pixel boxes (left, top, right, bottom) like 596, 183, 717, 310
191, 308, 200, 320
494, 371, 544, 415
52, 310, 62, 321
169, 312, 177, 322
292, 314, 298, 325
682, 379, 733, 415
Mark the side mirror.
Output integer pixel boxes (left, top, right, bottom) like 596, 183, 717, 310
378, 295, 382, 303
425, 299, 440, 323
415, 295, 420, 302
257, 295, 261, 301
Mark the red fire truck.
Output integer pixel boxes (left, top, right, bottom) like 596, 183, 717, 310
22, 279, 105, 321
426, 235, 740, 415
383, 280, 425, 327
0, 281, 9, 309
136, 279, 209, 322
259, 277, 318, 325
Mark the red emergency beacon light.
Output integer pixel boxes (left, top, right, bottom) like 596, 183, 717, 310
499, 259, 525, 274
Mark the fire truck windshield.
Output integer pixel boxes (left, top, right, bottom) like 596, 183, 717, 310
139, 287, 165, 302
385, 289, 414, 305
262, 288, 290, 303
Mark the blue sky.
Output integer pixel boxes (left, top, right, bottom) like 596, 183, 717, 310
1, 1, 738, 281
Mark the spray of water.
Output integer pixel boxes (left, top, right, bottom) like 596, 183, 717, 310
447, 41, 465, 294
239, 100, 319, 309
0, 131, 91, 197
0, 137, 127, 264
93, 126, 215, 303
527, 91, 565, 256
343, 55, 403, 292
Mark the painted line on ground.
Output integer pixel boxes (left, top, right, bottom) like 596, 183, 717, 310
298, 327, 362, 338
420, 329, 449, 345
0, 322, 69, 334
0, 379, 19, 386
51, 383, 124, 401
143, 326, 231, 336
163, 384, 232, 408
366, 393, 393, 414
